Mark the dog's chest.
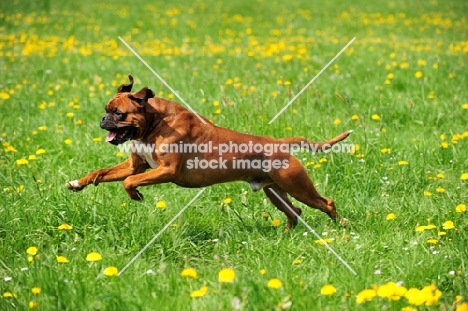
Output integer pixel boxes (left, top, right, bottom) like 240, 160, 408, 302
133, 141, 159, 169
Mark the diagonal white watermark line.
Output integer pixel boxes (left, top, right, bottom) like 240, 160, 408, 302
268, 37, 356, 124
267, 188, 357, 275
118, 36, 207, 124
117, 188, 206, 276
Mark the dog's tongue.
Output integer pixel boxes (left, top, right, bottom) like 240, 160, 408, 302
106, 131, 117, 142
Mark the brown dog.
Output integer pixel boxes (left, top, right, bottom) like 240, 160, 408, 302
66, 75, 351, 228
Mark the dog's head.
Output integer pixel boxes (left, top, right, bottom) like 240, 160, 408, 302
100, 75, 155, 145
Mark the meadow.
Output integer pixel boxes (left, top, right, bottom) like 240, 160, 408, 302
1, 0, 467, 309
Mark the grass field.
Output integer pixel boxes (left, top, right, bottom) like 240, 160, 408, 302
1, 0, 468, 309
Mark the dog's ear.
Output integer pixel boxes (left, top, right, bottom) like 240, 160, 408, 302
129, 86, 155, 107
117, 75, 134, 93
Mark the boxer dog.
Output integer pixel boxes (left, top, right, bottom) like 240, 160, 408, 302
66, 75, 351, 228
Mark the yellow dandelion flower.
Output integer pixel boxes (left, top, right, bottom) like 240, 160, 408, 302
386, 213, 396, 220
58, 224, 72, 230
436, 173, 444, 179
415, 226, 427, 232
27, 246, 38, 255
103, 266, 119, 276
17, 185, 24, 193
442, 220, 454, 230
423, 191, 432, 196
398, 160, 408, 165
223, 197, 232, 204
381, 148, 391, 154
267, 278, 283, 289
260, 269, 266, 275
64, 139, 73, 145
3, 292, 17, 298
86, 252, 102, 262
436, 187, 445, 193
319, 158, 327, 163
66, 112, 74, 118
437, 231, 446, 236
351, 114, 359, 121
333, 118, 341, 125
440, 142, 448, 148
356, 288, 377, 304
190, 286, 208, 298
427, 239, 438, 244
116, 151, 125, 157
28, 256, 34, 263
315, 238, 333, 245
29, 301, 39, 308
293, 259, 302, 265
213, 100, 220, 107
31, 287, 41, 295
320, 284, 337, 295
56, 255, 69, 263
421, 284, 442, 306
417, 59, 426, 66
415, 71, 423, 78
28, 155, 36, 161
35, 148, 46, 155
4, 145, 17, 152
377, 282, 398, 298
455, 204, 466, 212
462, 103, 468, 110
16, 158, 29, 165
38, 126, 47, 131
401, 307, 417, 311
399, 62, 410, 69
156, 200, 167, 209
218, 268, 236, 283
214, 108, 221, 114
93, 137, 102, 142
262, 213, 269, 220
271, 219, 281, 227
461, 173, 468, 180
76, 119, 83, 125
456, 302, 468, 311
181, 267, 197, 279
371, 114, 381, 121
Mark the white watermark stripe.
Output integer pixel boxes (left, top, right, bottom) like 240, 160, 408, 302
268, 37, 356, 124
117, 188, 206, 276
267, 188, 357, 275
118, 36, 207, 124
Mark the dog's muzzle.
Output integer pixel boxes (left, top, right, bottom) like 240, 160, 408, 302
100, 113, 137, 145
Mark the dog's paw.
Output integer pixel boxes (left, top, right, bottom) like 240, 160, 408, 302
66, 180, 84, 191
128, 189, 144, 201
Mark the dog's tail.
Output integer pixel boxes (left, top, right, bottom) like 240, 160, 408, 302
278, 130, 352, 153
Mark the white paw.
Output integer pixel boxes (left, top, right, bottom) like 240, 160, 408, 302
66, 180, 82, 190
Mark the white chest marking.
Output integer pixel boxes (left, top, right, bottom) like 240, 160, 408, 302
133, 141, 159, 169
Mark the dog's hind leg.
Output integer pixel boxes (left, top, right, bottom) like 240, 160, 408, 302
269, 156, 344, 223
263, 184, 302, 228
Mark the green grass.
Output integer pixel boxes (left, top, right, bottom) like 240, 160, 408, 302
1, 0, 468, 309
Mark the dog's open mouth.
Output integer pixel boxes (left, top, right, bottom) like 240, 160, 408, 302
105, 127, 137, 145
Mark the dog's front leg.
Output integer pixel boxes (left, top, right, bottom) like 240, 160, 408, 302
66, 154, 148, 191
123, 165, 177, 200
